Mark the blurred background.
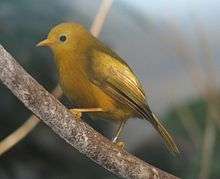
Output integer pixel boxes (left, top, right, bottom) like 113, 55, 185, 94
0, 0, 220, 178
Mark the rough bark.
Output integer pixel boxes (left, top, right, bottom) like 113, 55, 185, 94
0, 45, 179, 179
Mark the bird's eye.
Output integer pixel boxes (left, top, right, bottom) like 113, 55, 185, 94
59, 35, 67, 42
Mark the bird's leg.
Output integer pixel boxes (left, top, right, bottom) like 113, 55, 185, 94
112, 120, 126, 149
69, 108, 103, 121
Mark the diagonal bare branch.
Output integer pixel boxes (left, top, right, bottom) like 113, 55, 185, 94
0, 44, 179, 179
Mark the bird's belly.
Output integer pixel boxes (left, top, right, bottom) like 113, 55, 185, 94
60, 73, 98, 107
60, 75, 133, 121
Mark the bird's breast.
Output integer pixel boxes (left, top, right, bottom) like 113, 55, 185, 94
56, 55, 116, 111
57, 58, 93, 106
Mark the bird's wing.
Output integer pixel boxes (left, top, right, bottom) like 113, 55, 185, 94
86, 47, 179, 155
86, 48, 150, 118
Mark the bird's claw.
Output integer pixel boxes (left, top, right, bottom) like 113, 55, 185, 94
114, 141, 125, 149
69, 109, 82, 121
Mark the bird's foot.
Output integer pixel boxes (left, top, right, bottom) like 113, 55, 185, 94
113, 141, 125, 149
69, 108, 103, 121
69, 109, 82, 121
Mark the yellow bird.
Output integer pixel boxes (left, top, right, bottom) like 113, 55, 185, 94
37, 22, 179, 154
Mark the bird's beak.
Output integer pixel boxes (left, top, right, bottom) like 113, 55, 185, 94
36, 39, 53, 47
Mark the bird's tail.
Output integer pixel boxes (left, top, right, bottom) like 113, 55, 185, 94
145, 111, 180, 155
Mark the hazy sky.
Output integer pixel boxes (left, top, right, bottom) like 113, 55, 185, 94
122, 0, 220, 36
123, 0, 220, 18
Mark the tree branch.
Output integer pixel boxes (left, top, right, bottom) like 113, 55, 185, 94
0, 0, 113, 156
0, 45, 179, 179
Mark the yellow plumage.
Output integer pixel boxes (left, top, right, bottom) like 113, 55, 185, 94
37, 22, 179, 155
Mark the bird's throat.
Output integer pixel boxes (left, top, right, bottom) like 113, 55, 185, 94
54, 51, 93, 105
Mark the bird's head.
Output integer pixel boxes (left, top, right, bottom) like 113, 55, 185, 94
37, 22, 89, 54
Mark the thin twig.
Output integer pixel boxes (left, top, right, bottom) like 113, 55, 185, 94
191, 18, 218, 179
0, 85, 61, 155
0, 0, 113, 156
165, 21, 202, 142
199, 115, 216, 179
191, 16, 217, 91
0, 115, 39, 155
90, 0, 113, 37
176, 106, 201, 149
166, 14, 217, 179
169, 20, 205, 94
0, 44, 179, 179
